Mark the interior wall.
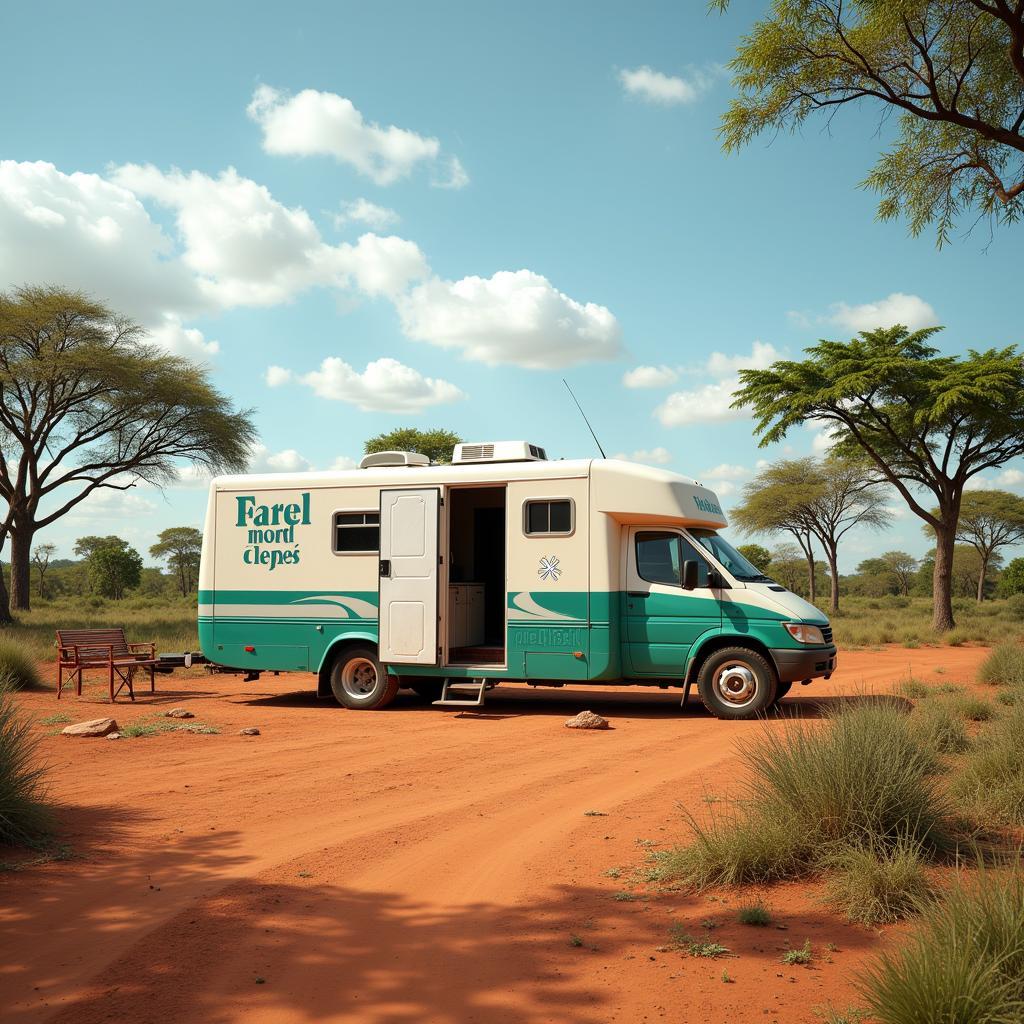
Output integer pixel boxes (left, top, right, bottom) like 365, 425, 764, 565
449, 487, 504, 582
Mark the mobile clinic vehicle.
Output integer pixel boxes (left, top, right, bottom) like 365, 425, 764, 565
197, 442, 837, 719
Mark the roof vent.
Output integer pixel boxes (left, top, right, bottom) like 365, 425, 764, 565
452, 441, 548, 465
358, 450, 431, 469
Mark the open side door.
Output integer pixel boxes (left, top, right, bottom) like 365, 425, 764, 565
379, 488, 440, 665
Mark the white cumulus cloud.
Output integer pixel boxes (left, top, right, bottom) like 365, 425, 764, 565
147, 316, 219, 360
397, 269, 622, 369
655, 379, 746, 427
265, 365, 292, 387
295, 356, 464, 412
791, 293, 938, 334
618, 64, 722, 105
247, 85, 466, 188
612, 447, 672, 465
247, 443, 313, 474
332, 197, 400, 230
622, 364, 678, 388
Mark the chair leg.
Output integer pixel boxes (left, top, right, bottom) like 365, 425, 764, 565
57, 664, 62, 700
76, 669, 82, 697
109, 664, 115, 703
150, 664, 155, 694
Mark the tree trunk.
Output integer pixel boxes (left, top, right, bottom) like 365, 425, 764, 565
8, 526, 34, 612
932, 525, 957, 632
0, 559, 13, 625
827, 545, 840, 613
977, 553, 989, 603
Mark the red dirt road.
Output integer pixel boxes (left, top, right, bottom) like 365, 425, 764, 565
1, 646, 988, 1023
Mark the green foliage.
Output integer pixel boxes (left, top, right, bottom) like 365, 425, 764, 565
823, 837, 933, 926
860, 869, 1024, 1023
149, 527, 203, 596
0, 680, 52, 845
716, 1, 1024, 245
0, 640, 42, 691
999, 558, 1024, 597
364, 427, 462, 464
952, 706, 1024, 826
87, 542, 143, 600
978, 642, 1024, 686
910, 699, 970, 756
668, 923, 729, 959
655, 702, 952, 889
781, 940, 813, 966
951, 490, 1024, 600
736, 900, 772, 926
736, 543, 771, 571
733, 326, 1024, 631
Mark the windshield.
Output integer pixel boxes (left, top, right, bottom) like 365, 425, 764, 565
688, 529, 772, 583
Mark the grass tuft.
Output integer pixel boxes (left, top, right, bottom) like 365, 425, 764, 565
0, 641, 42, 691
909, 699, 970, 756
782, 940, 813, 966
736, 899, 772, 926
951, 705, 1024, 826
0, 681, 52, 845
977, 642, 1024, 687
860, 868, 1024, 1023
668, 922, 729, 958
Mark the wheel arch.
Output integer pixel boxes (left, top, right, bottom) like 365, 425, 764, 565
685, 633, 778, 685
317, 634, 379, 698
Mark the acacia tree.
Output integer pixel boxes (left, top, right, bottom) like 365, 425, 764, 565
881, 550, 919, 595
88, 542, 142, 600
715, 0, 1024, 244
150, 527, 203, 596
31, 542, 55, 599
733, 325, 1024, 631
0, 286, 255, 616
730, 462, 823, 601
947, 488, 1024, 600
364, 427, 462, 464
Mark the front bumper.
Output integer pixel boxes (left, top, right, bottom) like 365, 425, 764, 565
770, 645, 838, 682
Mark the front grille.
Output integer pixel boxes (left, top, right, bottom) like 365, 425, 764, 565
821, 625, 833, 645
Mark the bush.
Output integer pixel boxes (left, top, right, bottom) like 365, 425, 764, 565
860, 869, 1024, 1023
0, 641, 42, 691
0, 682, 52, 845
656, 703, 953, 888
952, 706, 1024, 826
910, 700, 970, 756
1006, 592, 1024, 617
736, 899, 772, 926
824, 837, 933, 925
944, 694, 997, 723
977, 642, 1024, 687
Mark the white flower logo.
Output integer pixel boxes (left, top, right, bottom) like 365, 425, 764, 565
538, 555, 562, 582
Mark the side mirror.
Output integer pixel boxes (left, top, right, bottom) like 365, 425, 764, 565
707, 568, 723, 590
681, 560, 699, 590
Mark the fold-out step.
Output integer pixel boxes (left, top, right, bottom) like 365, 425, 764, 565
432, 678, 488, 708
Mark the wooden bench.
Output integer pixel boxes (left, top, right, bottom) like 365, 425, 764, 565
56, 628, 158, 702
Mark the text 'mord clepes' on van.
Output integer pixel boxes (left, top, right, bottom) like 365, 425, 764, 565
197, 441, 838, 720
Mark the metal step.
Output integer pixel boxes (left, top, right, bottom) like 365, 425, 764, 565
432, 678, 488, 708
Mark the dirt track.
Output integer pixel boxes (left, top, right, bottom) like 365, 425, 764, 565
1, 646, 988, 1023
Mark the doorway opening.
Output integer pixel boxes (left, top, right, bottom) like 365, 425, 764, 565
446, 486, 506, 665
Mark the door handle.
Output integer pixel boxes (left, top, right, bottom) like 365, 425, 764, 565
627, 591, 648, 598
379, 559, 391, 578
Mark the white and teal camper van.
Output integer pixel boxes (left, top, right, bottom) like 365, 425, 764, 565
198, 441, 837, 719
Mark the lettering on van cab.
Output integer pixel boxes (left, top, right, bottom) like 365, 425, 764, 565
235, 493, 311, 571
694, 495, 723, 517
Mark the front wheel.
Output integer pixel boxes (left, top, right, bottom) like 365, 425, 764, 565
772, 681, 793, 705
329, 646, 399, 710
697, 647, 777, 720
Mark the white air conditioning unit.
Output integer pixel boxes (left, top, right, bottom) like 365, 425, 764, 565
359, 450, 431, 469
452, 441, 548, 465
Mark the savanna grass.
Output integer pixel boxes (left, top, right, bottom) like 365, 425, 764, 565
977, 641, 1024, 687
0, 640, 42, 691
860, 868, 1024, 1024
951, 705, 1024, 826
0, 680, 52, 845
909, 699, 970, 756
655, 703, 954, 890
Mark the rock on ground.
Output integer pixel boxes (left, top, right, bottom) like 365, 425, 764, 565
62, 718, 119, 738
106, 732, 122, 740
564, 710, 609, 730
239, 727, 260, 736
165, 708, 194, 719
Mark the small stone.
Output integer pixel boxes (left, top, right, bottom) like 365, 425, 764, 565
239, 727, 260, 736
62, 718, 119, 737
106, 732, 122, 741
165, 708, 194, 719
564, 710, 609, 730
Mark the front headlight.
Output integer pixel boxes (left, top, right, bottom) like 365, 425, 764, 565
784, 622, 826, 645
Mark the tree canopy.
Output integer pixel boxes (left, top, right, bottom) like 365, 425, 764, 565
364, 427, 462, 464
86, 540, 142, 600
0, 285, 255, 615
945, 487, 1024, 599
733, 325, 1024, 629
150, 527, 203, 596
716, 0, 1024, 244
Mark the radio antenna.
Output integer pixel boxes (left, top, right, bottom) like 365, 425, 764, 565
562, 378, 608, 459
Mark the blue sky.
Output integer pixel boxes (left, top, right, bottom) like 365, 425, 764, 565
3, 1, 1023, 572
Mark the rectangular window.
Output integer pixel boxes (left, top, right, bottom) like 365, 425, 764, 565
333, 511, 380, 553
524, 498, 574, 536
636, 531, 710, 587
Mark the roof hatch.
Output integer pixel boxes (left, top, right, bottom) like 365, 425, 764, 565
358, 450, 431, 469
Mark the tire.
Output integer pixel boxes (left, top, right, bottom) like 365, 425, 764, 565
772, 681, 793, 704
407, 679, 445, 701
329, 646, 399, 710
697, 646, 778, 720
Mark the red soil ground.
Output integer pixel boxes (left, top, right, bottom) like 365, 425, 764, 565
0, 645, 988, 1024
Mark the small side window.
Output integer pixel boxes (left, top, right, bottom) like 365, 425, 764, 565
524, 499, 574, 536
333, 511, 380, 553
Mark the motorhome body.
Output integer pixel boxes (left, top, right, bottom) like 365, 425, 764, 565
198, 443, 837, 719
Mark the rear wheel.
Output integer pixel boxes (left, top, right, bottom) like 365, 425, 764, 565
329, 646, 399, 710
697, 647, 777, 720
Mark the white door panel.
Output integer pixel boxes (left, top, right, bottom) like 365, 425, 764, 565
379, 489, 440, 665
